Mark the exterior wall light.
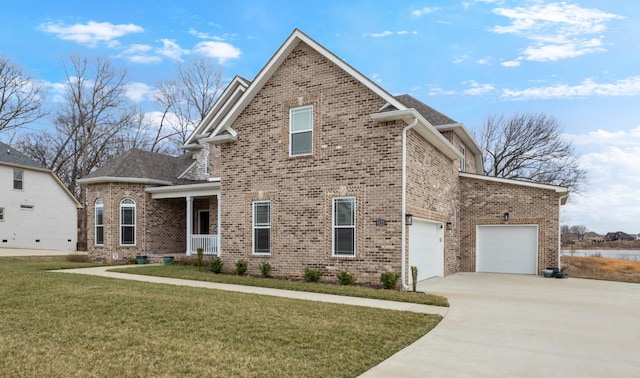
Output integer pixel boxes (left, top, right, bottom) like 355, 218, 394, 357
405, 214, 413, 225
446, 221, 453, 230
503, 212, 510, 222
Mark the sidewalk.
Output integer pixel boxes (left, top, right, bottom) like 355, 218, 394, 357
51, 265, 449, 316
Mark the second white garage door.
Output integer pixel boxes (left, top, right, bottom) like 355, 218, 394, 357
409, 218, 444, 281
476, 225, 538, 274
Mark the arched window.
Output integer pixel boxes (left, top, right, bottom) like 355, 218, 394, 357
120, 199, 136, 245
95, 199, 104, 245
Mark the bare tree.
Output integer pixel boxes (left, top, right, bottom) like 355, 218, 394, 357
152, 57, 223, 152
477, 113, 586, 191
570, 225, 588, 241
0, 56, 48, 134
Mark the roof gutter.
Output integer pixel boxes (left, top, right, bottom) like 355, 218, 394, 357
400, 116, 419, 291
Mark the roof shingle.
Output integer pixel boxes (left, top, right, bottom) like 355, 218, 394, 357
0, 141, 45, 169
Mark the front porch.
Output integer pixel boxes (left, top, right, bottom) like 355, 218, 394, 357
146, 181, 221, 257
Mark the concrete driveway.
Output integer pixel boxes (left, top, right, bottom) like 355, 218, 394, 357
362, 273, 640, 377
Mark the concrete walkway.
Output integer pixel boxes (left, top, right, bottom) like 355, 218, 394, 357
52, 265, 449, 316
362, 273, 640, 377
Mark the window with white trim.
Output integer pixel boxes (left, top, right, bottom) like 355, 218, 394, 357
253, 201, 271, 254
95, 199, 104, 245
13, 169, 23, 190
333, 197, 355, 256
0, 207, 4, 221
120, 199, 136, 245
459, 145, 466, 171
289, 106, 313, 156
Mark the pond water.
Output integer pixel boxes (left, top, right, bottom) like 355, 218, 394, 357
561, 249, 640, 261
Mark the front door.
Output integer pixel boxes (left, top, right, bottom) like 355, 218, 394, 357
198, 210, 210, 234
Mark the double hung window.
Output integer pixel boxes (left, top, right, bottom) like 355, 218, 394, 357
120, 199, 136, 245
289, 106, 313, 156
333, 197, 355, 256
253, 201, 271, 254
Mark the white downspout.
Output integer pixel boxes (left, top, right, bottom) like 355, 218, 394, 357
557, 193, 570, 269
401, 117, 419, 290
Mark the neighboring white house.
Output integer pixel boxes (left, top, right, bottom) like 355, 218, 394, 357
0, 141, 80, 251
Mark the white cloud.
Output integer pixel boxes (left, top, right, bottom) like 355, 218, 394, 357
453, 54, 469, 64
491, 3, 623, 63
363, 30, 418, 38
192, 41, 241, 63
156, 39, 187, 61
38, 21, 143, 48
562, 128, 640, 233
412, 7, 440, 17
461, 80, 495, 95
125, 82, 154, 102
119, 44, 162, 64
502, 76, 640, 100
476, 57, 492, 65
47, 81, 67, 103
501, 60, 521, 67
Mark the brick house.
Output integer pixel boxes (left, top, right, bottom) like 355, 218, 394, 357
78, 29, 569, 286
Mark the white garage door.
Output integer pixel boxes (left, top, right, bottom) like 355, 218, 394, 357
476, 225, 538, 274
409, 219, 444, 281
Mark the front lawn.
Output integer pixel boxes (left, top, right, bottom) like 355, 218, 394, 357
0, 257, 441, 377
113, 264, 449, 307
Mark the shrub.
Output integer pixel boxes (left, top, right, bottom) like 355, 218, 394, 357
304, 268, 323, 283
380, 271, 400, 290
235, 259, 248, 275
336, 270, 355, 285
259, 262, 272, 278
196, 248, 204, 270
411, 266, 418, 292
209, 256, 224, 274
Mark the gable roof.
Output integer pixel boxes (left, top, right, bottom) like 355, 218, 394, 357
0, 141, 81, 208
183, 75, 250, 149
199, 29, 462, 163
0, 141, 45, 169
77, 149, 197, 186
206, 29, 409, 141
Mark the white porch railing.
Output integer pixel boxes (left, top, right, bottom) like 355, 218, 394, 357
190, 234, 219, 256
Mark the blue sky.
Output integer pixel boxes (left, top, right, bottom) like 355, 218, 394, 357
1, 0, 639, 234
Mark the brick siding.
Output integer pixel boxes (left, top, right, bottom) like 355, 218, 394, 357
459, 176, 560, 274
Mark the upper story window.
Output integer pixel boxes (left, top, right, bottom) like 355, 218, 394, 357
253, 201, 271, 254
120, 199, 136, 246
95, 199, 104, 245
459, 145, 466, 171
0, 207, 4, 221
289, 106, 313, 156
13, 169, 23, 190
333, 197, 356, 256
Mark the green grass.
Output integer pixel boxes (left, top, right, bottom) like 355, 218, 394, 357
113, 264, 449, 307
0, 257, 442, 377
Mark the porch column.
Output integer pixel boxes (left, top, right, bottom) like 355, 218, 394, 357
217, 193, 221, 256
186, 195, 193, 256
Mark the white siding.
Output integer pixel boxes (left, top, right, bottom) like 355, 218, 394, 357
0, 165, 78, 250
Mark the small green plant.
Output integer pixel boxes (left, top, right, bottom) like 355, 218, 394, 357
235, 259, 248, 275
380, 271, 400, 290
304, 268, 323, 283
411, 266, 418, 292
209, 256, 224, 274
196, 248, 204, 270
336, 270, 355, 285
259, 262, 272, 278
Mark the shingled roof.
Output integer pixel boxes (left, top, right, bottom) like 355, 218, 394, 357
380, 94, 458, 126
0, 141, 45, 169
82, 149, 197, 185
